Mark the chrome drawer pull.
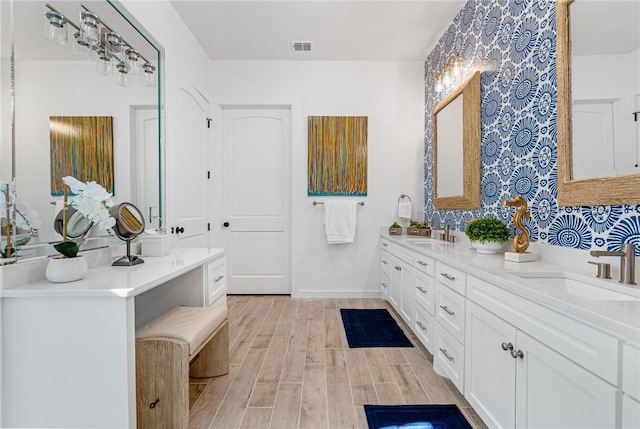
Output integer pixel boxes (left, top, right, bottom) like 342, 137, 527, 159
501, 342, 514, 351
440, 272, 455, 281
511, 349, 524, 359
382, 260, 388, 265
439, 305, 455, 316
417, 260, 429, 266
439, 348, 454, 362
214, 275, 225, 282
416, 286, 427, 293
416, 321, 426, 331
382, 282, 387, 288
382, 243, 388, 247
395, 266, 402, 270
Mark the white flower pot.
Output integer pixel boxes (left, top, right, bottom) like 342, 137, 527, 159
471, 241, 503, 255
46, 256, 88, 283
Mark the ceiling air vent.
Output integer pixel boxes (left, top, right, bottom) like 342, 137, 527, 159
291, 41, 312, 52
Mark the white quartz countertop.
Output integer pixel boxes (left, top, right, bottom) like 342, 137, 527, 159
0, 248, 224, 299
382, 233, 640, 342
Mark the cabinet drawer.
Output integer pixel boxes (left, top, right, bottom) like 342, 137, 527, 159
467, 275, 620, 384
382, 238, 413, 263
436, 283, 466, 344
436, 262, 466, 296
434, 325, 464, 394
381, 272, 390, 300
381, 250, 391, 276
414, 253, 435, 277
415, 271, 435, 316
205, 258, 227, 307
623, 344, 640, 400
414, 305, 434, 354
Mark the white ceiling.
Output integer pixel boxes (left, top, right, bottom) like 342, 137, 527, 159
169, 0, 466, 61
571, 1, 639, 56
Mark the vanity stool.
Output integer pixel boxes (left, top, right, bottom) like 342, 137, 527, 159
135, 305, 229, 429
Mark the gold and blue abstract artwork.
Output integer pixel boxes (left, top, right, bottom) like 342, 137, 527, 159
50, 116, 114, 196
308, 116, 368, 196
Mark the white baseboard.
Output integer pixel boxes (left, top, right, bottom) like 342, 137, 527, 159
291, 290, 382, 299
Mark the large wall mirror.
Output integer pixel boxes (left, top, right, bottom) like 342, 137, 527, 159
557, 0, 640, 206
433, 71, 481, 210
0, 0, 164, 262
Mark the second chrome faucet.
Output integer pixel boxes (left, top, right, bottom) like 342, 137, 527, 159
590, 243, 636, 285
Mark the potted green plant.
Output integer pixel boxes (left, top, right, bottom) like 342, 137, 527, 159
407, 219, 429, 236
465, 218, 510, 254
389, 222, 402, 236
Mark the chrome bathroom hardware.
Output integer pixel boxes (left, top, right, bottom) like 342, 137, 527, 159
416, 286, 427, 293
587, 261, 612, 280
590, 243, 636, 285
440, 272, 456, 281
398, 194, 412, 202
439, 305, 455, 316
439, 348, 454, 362
312, 201, 364, 206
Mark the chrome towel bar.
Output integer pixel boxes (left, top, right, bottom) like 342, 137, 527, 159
313, 201, 365, 206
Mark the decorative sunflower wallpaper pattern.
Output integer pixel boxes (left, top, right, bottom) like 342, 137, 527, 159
423, 0, 640, 255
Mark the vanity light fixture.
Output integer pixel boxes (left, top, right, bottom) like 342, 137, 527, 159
44, 3, 157, 88
434, 55, 464, 95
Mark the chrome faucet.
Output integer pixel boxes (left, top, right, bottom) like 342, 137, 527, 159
590, 243, 636, 285
431, 224, 454, 242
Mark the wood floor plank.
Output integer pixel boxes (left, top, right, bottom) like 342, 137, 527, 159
363, 348, 395, 383
281, 318, 309, 383
305, 317, 325, 364
443, 378, 471, 408
383, 348, 409, 365
294, 300, 311, 320
323, 299, 336, 310
326, 349, 357, 429
299, 363, 328, 429
401, 347, 454, 404
462, 405, 489, 429
240, 408, 273, 429
189, 364, 240, 429
309, 300, 324, 319
273, 299, 298, 337
210, 349, 267, 429
389, 364, 430, 404
232, 296, 263, 327
189, 382, 208, 410
270, 383, 302, 429
374, 383, 406, 405
344, 348, 378, 406
354, 406, 369, 429
324, 309, 344, 349
249, 336, 289, 407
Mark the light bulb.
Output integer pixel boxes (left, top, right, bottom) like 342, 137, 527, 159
442, 67, 452, 88
435, 76, 443, 93
80, 11, 101, 46
72, 31, 91, 60
142, 63, 157, 87
96, 50, 112, 75
126, 49, 141, 75
116, 63, 130, 87
452, 56, 462, 79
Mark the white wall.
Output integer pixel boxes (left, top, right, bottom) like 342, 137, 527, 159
209, 60, 424, 297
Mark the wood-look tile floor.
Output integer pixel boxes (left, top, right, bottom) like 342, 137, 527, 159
188, 296, 488, 429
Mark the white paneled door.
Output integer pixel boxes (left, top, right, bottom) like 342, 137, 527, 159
132, 106, 160, 230
222, 107, 291, 294
173, 79, 210, 247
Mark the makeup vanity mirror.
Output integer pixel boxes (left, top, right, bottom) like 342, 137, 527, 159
0, 0, 164, 262
433, 71, 481, 209
557, 0, 640, 206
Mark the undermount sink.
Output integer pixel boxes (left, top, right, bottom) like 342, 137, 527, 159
513, 272, 640, 301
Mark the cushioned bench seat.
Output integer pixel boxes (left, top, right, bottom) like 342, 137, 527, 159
136, 305, 229, 429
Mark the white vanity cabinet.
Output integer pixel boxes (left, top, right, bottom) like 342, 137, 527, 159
622, 344, 640, 429
414, 253, 436, 353
205, 256, 227, 307
466, 276, 619, 429
381, 238, 415, 326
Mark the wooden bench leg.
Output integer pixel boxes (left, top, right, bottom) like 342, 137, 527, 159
190, 320, 230, 378
136, 338, 190, 429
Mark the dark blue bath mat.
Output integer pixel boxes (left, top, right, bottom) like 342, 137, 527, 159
364, 404, 473, 429
340, 309, 413, 348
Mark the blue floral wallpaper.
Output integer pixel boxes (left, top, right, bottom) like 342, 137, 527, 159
423, 0, 640, 254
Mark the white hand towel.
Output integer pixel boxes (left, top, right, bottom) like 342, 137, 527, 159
323, 200, 358, 244
398, 201, 412, 219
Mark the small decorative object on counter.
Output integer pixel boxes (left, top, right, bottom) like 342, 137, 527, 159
465, 217, 509, 255
389, 222, 402, 235
502, 195, 536, 262
407, 219, 429, 236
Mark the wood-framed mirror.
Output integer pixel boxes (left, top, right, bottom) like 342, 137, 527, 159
556, 0, 640, 206
433, 71, 481, 209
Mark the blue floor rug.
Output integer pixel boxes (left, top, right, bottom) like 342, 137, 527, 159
364, 404, 473, 429
340, 309, 413, 348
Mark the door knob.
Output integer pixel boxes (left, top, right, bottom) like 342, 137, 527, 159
175, 226, 184, 234
223, 222, 230, 227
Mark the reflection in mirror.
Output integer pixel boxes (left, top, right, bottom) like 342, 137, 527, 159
433, 71, 481, 209
1, 0, 164, 262
54, 207, 92, 239
110, 202, 145, 266
557, 0, 640, 206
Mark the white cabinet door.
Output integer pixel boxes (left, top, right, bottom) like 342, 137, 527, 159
398, 257, 415, 326
389, 254, 402, 310
465, 302, 517, 429
515, 331, 618, 429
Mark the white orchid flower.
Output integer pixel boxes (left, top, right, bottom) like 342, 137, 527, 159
63, 176, 114, 231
